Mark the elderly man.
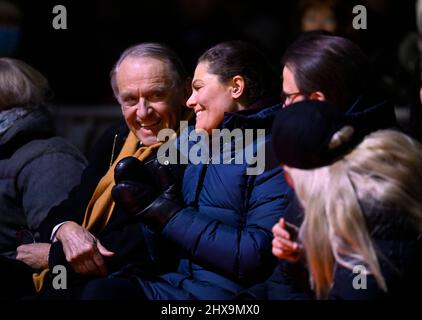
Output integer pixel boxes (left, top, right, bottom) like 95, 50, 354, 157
16, 43, 190, 298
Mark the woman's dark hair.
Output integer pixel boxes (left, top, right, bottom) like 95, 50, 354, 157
282, 34, 370, 112
198, 40, 278, 106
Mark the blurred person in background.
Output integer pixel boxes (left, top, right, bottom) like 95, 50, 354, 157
293, 0, 340, 35
0, 58, 86, 299
0, 0, 21, 57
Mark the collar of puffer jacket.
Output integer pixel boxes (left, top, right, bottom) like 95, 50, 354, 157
345, 95, 397, 135
221, 97, 282, 131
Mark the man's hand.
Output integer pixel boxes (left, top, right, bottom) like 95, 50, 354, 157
272, 218, 302, 263
16, 243, 51, 269
56, 221, 114, 276
112, 156, 159, 216
113, 163, 184, 231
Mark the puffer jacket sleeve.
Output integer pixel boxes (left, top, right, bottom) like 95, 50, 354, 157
162, 166, 292, 283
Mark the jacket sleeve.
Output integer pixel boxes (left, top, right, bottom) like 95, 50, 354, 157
37, 122, 126, 241
17, 150, 86, 232
235, 260, 313, 300
162, 166, 292, 283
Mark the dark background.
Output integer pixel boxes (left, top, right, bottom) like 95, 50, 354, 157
11, 0, 417, 103
2, 0, 421, 152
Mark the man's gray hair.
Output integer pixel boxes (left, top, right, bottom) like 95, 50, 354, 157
110, 42, 188, 99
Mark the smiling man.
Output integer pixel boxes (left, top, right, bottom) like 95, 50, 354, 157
15, 43, 190, 298
113, 55, 184, 146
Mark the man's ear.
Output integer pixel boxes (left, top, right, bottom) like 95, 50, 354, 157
309, 91, 326, 102
230, 75, 245, 99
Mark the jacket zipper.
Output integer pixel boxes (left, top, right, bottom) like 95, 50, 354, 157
109, 133, 118, 167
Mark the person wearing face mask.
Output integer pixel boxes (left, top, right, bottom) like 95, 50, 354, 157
80, 40, 293, 300
16, 43, 192, 299
0, 1, 21, 57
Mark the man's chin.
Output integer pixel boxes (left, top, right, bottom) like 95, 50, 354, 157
135, 130, 158, 146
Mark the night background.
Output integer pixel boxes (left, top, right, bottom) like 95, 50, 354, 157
2, 0, 420, 153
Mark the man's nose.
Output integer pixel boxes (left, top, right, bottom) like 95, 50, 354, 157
136, 99, 149, 118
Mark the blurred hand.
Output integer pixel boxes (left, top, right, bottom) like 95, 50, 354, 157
16, 243, 51, 269
56, 221, 114, 276
272, 218, 302, 263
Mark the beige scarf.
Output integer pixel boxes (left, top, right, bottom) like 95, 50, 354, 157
33, 131, 162, 292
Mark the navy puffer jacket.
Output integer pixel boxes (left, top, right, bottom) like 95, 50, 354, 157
134, 103, 293, 299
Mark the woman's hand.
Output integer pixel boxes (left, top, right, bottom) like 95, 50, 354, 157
272, 218, 302, 263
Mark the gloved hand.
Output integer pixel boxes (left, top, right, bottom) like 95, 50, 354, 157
112, 156, 185, 231
136, 165, 185, 231
112, 156, 159, 216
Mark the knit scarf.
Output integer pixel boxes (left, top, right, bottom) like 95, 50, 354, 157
0, 106, 35, 136
32, 131, 162, 292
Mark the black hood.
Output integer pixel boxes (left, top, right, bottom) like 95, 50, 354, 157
345, 95, 397, 137
0, 107, 56, 159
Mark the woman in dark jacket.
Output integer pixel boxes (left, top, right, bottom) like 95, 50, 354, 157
0, 58, 86, 298
237, 33, 402, 301
81, 40, 293, 300
270, 101, 422, 299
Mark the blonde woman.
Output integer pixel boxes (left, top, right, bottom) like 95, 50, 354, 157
271, 100, 422, 299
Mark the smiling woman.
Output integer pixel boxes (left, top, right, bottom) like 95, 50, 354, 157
188, 41, 279, 131
80, 40, 293, 300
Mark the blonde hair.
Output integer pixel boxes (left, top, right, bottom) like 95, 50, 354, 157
288, 129, 422, 299
0, 58, 50, 110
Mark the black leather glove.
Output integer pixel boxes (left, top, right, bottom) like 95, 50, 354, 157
112, 156, 159, 216
135, 165, 185, 231
112, 157, 185, 231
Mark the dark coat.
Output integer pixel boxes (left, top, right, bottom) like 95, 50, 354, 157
329, 202, 422, 300
38, 121, 182, 292
132, 103, 294, 300
0, 107, 86, 259
238, 96, 415, 300
238, 196, 422, 300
